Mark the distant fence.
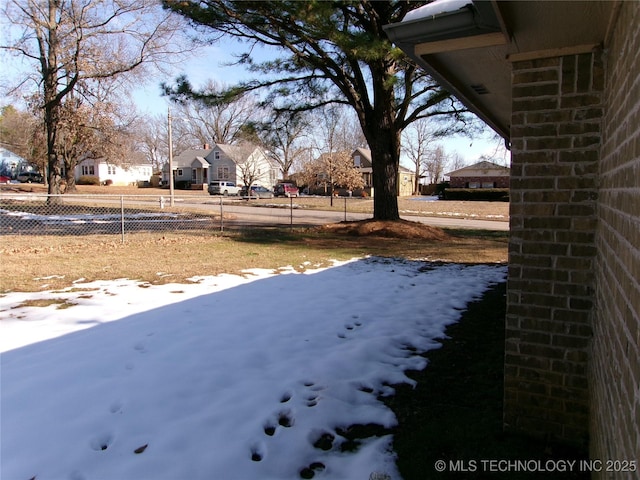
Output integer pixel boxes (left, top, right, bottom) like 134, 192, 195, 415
0, 193, 361, 242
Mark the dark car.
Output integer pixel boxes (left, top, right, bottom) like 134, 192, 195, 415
17, 172, 44, 183
240, 185, 275, 199
274, 183, 299, 197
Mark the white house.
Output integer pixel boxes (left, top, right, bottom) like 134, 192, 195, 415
0, 147, 29, 178
75, 153, 154, 186
164, 143, 278, 190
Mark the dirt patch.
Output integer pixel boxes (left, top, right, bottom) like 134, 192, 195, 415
319, 219, 450, 241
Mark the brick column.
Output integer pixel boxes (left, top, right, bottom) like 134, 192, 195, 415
505, 51, 603, 444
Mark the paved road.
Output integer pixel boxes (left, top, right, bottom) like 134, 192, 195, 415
199, 202, 509, 231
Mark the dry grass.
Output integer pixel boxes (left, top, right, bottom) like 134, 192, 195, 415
0, 220, 508, 293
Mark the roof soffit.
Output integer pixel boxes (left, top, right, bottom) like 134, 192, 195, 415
384, 0, 617, 141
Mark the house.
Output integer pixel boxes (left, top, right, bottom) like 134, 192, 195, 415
385, 0, 639, 468
75, 153, 153, 186
0, 147, 30, 178
164, 143, 278, 190
445, 160, 510, 188
351, 148, 415, 196
167, 146, 213, 189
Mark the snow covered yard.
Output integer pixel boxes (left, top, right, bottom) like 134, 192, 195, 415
1, 258, 506, 480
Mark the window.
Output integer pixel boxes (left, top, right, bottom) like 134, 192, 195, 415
217, 166, 229, 179
107, 165, 116, 175
214, 151, 220, 160
81, 165, 95, 175
354, 155, 361, 167
177, 169, 183, 177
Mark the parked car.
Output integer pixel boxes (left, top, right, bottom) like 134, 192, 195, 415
240, 185, 275, 199
17, 172, 44, 183
0, 175, 11, 184
208, 181, 241, 196
274, 182, 299, 197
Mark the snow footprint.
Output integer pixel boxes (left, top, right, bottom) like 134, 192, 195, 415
337, 317, 363, 339
133, 341, 147, 354
262, 409, 295, 436
89, 432, 114, 452
302, 381, 325, 408
250, 441, 266, 462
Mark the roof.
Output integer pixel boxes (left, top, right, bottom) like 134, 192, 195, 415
384, 0, 619, 141
173, 148, 212, 166
351, 148, 373, 168
445, 160, 509, 177
191, 156, 209, 168
216, 144, 259, 164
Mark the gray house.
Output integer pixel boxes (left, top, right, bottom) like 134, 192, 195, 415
386, 0, 639, 471
164, 143, 278, 190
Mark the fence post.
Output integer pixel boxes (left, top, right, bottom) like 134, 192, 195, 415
344, 197, 347, 222
120, 195, 125, 243
220, 196, 224, 232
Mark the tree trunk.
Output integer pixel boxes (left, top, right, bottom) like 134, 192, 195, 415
370, 136, 400, 221
45, 104, 64, 202
365, 77, 401, 221
64, 158, 77, 193
44, 0, 63, 203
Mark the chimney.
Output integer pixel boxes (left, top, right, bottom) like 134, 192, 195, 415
204, 143, 210, 149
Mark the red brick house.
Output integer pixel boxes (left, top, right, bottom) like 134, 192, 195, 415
445, 160, 510, 188
386, 0, 639, 473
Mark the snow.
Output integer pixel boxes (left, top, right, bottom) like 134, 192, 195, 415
1, 258, 506, 480
403, 0, 472, 22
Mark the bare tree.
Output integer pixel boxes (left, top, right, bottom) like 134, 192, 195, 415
425, 145, 450, 186
222, 143, 268, 191
135, 113, 169, 173
294, 151, 322, 193
306, 106, 367, 203
250, 112, 311, 180
0, 105, 44, 172
1, 0, 190, 198
402, 118, 438, 194
171, 80, 258, 147
449, 151, 466, 172
57, 97, 136, 191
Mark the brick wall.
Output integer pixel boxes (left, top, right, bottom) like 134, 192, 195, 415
505, 51, 602, 444
590, 0, 640, 473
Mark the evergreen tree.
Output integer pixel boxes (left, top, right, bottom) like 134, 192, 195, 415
163, 0, 472, 220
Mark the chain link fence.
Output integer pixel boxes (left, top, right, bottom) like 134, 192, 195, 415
0, 193, 360, 242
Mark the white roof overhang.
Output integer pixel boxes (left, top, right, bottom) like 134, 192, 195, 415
384, 0, 620, 142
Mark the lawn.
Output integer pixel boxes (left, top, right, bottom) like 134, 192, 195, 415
1, 215, 586, 479
2, 257, 507, 480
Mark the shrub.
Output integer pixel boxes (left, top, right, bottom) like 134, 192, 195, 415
77, 175, 101, 186
442, 188, 509, 201
104, 179, 113, 186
